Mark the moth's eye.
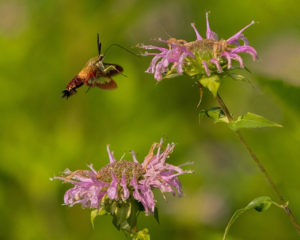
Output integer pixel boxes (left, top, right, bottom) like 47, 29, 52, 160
98, 55, 104, 61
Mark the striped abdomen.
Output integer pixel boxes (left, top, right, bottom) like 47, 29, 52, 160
62, 75, 84, 98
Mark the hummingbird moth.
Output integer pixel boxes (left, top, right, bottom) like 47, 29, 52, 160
62, 34, 123, 98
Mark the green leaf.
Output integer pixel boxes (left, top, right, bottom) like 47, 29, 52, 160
200, 109, 282, 131
131, 228, 151, 240
228, 112, 282, 131
245, 196, 273, 212
255, 75, 300, 115
112, 203, 131, 230
127, 199, 140, 231
199, 75, 220, 97
229, 73, 246, 81
110, 201, 118, 215
137, 201, 145, 212
199, 107, 229, 124
90, 208, 107, 228
222, 196, 274, 240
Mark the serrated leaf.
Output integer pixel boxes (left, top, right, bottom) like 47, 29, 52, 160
200, 109, 282, 131
199, 75, 220, 97
222, 196, 274, 240
90, 208, 107, 228
228, 112, 282, 131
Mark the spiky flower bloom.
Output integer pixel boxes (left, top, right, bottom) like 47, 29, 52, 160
52, 140, 191, 225
139, 12, 257, 82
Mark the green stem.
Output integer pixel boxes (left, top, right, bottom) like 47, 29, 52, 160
216, 92, 300, 235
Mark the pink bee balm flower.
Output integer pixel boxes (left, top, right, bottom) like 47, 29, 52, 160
51, 140, 191, 215
139, 12, 257, 81
139, 39, 194, 81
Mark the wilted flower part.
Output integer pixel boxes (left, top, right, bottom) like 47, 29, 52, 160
52, 140, 191, 215
139, 12, 257, 81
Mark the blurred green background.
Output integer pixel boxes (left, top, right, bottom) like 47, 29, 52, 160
1, 0, 300, 239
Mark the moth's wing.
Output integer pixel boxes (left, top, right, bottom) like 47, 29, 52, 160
84, 63, 120, 90
86, 77, 118, 90
97, 78, 118, 89
103, 63, 123, 77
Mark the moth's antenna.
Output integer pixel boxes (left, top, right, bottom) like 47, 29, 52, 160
103, 43, 139, 59
97, 33, 102, 56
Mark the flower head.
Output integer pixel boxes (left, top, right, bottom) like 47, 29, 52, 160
139, 12, 257, 81
52, 140, 191, 215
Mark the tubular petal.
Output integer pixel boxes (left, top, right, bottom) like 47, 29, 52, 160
210, 58, 223, 73
206, 12, 218, 40
191, 23, 203, 40
107, 171, 118, 200
202, 61, 211, 76
107, 145, 116, 163
227, 20, 255, 44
